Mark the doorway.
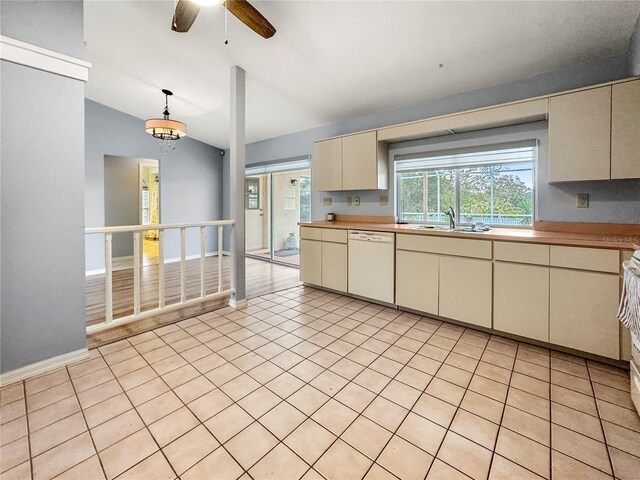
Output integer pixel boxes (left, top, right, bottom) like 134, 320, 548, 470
140, 163, 160, 266
104, 156, 160, 270
245, 164, 311, 267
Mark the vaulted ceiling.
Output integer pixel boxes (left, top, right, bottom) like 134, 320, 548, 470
84, 1, 640, 148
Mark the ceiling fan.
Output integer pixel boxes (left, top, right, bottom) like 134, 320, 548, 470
172, 0, 276, 39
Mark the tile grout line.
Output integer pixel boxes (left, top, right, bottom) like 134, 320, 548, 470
419, 329, 495, 480
24, 381, 34, 480
53, 365, 110, 480
93, 338, 184, 479
586, 362, 616, 478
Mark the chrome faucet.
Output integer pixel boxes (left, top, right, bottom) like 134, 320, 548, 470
444, 207, 456, 229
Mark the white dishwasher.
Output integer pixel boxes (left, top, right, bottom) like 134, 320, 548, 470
348, 230, 395, 304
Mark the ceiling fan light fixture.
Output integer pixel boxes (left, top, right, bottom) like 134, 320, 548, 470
145, 89, 187, 155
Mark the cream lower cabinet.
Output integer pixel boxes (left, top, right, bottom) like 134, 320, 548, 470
300, 239, 322, 286
321, 242, 347, 292
549, 268, 620, 359
300, 227, 348, 293
395, 250, 439, 315
494, 262, 549, 342
439, 256, 492, 328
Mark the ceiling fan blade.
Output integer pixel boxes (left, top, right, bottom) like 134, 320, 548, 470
224, 0, 276, 39
172, 0, 200, 32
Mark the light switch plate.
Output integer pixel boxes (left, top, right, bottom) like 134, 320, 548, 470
347, 197, 353, 206
323, 197, 332, 206
354, 197, 361, 206
577, 193, 589, 208
379, 196, 389, 206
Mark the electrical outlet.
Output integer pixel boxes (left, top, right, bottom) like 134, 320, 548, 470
354, 197, 361, 206
577, 193, 589, 208
347, 197, 353, 206
323, 197, 332, 206
379, 196, 389, 206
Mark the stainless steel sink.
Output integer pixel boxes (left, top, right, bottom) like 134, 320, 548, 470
410, 225, 491, 233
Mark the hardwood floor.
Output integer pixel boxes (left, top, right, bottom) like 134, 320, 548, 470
85, 257, 301, 348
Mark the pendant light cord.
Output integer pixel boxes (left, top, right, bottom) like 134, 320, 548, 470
224, 3, 228, 45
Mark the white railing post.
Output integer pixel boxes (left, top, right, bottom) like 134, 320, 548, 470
105, 233, 113, 323
200, 226, 206, 298
158, 229, 165, 308
133, 232, 141, 315
180, 227, 186, 303
218, 225, 224, 293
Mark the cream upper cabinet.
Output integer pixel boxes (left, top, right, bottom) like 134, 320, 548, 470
312, 137, 342, 191
312, 132, 388, 191
612, 79, 640, 179
439, 256, 492, 328
494, 262, 549, 342
549, 268, 620, 359
549, 86, 612, 182
300, 239, 322, 286
395, 250, 439, 315
342, 131, 388, 190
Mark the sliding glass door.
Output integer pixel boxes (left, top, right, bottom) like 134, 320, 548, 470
245, 162, 311, 267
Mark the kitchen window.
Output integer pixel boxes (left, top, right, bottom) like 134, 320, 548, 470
396, 141, 536, 227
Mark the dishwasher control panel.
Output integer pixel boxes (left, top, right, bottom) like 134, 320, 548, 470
348, 230, 395, 244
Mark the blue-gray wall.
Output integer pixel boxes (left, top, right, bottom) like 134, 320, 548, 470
629, 14, 640, 76
1, 0, 87, 372
237, 54, 640, 224
85, 100, 226, 272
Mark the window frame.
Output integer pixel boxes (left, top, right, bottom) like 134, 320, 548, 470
395, 142, 537, 228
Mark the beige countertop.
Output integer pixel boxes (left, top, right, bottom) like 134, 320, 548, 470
299, 221, 640, 250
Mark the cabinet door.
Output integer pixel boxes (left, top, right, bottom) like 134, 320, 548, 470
342, 131, 378, 190
300, 239, 322, 285
321, 242, 347, 292
313, 138, 342, 191
494, 263, 549, 342
612, 80, 640, 179
439, 257, 492, 328
549, 87, 612, 182
549, 268, 619, 359
396, 250, 438, 315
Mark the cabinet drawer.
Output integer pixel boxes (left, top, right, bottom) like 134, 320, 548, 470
300, 227, 322, 241
550, 246, 619, 273
397, 234, 492, 259
494, 241, 549, 265
321, 228, 347, 244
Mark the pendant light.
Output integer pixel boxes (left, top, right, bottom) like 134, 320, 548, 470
145, 89, 187, 155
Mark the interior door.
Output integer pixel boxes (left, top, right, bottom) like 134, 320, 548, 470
245, 175, 269, 255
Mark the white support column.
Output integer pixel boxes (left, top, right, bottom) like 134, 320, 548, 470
229, 65, 246, 307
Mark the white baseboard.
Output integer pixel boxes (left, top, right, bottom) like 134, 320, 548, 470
0, 348, 90, 387
85, 251, 232, 276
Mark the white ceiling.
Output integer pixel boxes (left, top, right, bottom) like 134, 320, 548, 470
84, 1, 640, 149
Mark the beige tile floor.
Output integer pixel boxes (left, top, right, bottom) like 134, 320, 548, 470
2, 285, 640, 480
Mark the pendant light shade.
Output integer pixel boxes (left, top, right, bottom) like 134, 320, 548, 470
145, 89, 187, 154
